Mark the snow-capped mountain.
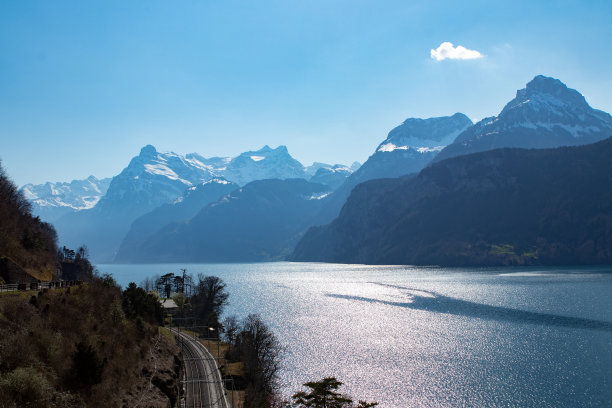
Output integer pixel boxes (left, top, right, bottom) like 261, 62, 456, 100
313, 113, 473, 224
435, 75, 612, 162
97, 144, 216, 212
51, 143, 335, 261
54, 145, 219, 262
309, 164, 353, 190
20, 176, 111, 222
356, 112, 473, 182
221, 145, 306, 186
305, 162, 335, 177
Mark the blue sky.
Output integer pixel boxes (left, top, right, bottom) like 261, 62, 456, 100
1, 0, 611, 185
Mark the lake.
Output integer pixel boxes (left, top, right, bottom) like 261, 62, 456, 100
99, 262, 612, 407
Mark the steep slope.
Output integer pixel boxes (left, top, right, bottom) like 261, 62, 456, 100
125, 178, 331, 262
0, 162, 58, 281
114, 178, 238, 262
54, 145, 215, 262
435, 76, 612, 162
20, 176, 111, 222
290, 138, 612, 266
314, 113, 472, 224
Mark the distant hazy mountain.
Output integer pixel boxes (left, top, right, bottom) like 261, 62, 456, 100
314, 113, 472, 224
46, 143, 347, 261
54, 145, 217, 262
118, 178, 331, 263
307, 164, 352, 190
115, 178, 238, 262
435, 75, 612, 162
290, 138, 612, 266
20, 176, 111, 222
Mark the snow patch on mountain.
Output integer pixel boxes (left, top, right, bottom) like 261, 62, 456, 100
437, 75, 612, 162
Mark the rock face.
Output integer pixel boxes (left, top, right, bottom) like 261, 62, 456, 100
20, 176, 112, 222
289, 138, 612, 266
314, 113, 472, 224
435, 76, 612, 162
121, 178, 331, 263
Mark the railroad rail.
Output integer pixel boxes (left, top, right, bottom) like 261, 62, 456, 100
170, 327, 231, 408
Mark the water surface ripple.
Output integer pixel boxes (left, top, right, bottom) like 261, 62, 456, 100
101, 262, 612, 407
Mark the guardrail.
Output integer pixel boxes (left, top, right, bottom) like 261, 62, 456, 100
0, 281, 81, 293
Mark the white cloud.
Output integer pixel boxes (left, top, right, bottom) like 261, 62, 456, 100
430, 42, 483, 61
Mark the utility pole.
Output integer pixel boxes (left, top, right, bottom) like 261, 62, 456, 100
180, 268, 187, 295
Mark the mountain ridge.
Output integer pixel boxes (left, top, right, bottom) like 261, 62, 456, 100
435, 75, 612, 162
289, 137, 612, 266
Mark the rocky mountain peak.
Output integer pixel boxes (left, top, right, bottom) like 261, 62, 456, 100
139, 144, 158, 157
379, 113, 473, 151
436, 75, 612, 163
501, 75, 590, 116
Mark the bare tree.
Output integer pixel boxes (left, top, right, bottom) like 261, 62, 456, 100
235, 314, 283, 407
191, 275, 229, 330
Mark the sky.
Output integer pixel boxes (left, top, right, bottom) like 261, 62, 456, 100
1, 0, 611, 186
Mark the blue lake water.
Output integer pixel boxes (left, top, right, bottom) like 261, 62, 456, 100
99, 262, 612, 407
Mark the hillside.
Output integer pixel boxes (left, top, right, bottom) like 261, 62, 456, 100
120, 178, 331, 262
290, 138, 612, 266
115, 178, 238, 262
0, 278, 179, 407
0, 162, 58, 281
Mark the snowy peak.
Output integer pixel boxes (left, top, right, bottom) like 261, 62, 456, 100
437, 75, 612, 162
378, 113, 473, 152
222, 145, 306, 186
123, 146, 215, 186
98, 145, 217, 213
139, 144, 157, 157
494, 75, 612, 137
500, 75, 591, 117
525, 75, 587, 104
21, 176, 111, 211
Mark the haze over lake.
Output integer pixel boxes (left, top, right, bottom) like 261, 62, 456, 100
101, 262, 612, 407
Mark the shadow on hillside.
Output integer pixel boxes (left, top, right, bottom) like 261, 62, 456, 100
325, 284, 612, 332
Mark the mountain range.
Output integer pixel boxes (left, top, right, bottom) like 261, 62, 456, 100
435, 75, 612, 162
312, 112, 473, 224
21, 75, 612, 266
289, 138, 612, 265
21, 176, 112, 222
45, 145, 355, 262
291, 75, 612, 265
112, 113, 471, 262
116, 178, 331, 262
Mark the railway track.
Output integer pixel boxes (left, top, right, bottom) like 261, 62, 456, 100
170, 328, 230, 408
